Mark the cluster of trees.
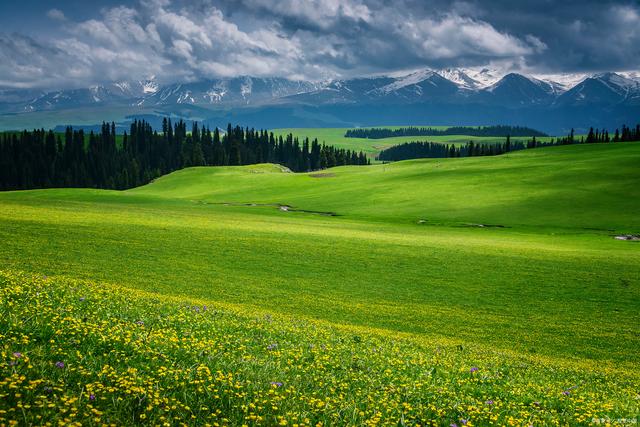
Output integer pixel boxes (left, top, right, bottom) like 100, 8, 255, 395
0, 119, 369, 191
377, 138, 528, 161
345, 125, 548, 139
377, 124, 640, 162
583, 125, 640, 143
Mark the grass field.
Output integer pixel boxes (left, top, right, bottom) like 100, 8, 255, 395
271, 127, 556, 156
1, 142, 639, 425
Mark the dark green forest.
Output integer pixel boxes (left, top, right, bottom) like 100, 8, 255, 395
345, 125, 549, 139
0, 119, 368, 191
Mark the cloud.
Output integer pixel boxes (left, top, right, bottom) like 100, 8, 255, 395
0, 0, 639, 89
47, 9, 67, 21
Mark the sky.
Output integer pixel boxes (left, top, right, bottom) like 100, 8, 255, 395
0, 0, 639, 89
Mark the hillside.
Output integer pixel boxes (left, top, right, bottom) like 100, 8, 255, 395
132, 142, 640, 231
1, 143, 639, 424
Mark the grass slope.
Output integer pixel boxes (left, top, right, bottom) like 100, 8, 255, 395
1, 143, 639, 424
271, 127, 556, 156
1, 271, 637, 426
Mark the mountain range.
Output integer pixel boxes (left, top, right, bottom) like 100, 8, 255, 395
1, 69, 639, 134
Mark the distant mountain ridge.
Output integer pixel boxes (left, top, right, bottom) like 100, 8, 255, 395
1, 69, 639, 134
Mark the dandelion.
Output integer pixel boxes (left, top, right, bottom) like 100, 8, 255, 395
55, 361, 65, 369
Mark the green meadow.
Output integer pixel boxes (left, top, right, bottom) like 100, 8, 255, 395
271, 127, 556, 156
1, 141, 639, 425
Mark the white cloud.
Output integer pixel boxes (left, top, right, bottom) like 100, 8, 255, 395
46, 9, 66, 22
2, 0, 617, 89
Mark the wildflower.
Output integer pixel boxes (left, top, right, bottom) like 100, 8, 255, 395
450, 424, 458, 427
89, 394, 96, 401
43, 387, 53, 394
203, 305, 207, 311
470, 367, 478, 373
12, 352, 22, 358
562, 390, 570, 396
485, 400, 494, 405
55, 361, 65, 369
460, 420, 468, 425
271, 382, 283, 387
135, 320, 144, 326
267, 343, 278, 350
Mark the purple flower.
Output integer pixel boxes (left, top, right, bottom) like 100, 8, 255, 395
55, 361, 65, 369
485, 400, 494, 405
450, 424, 458, 427
267, 343, 278, 351
461, 420, 468, 425
562, 390, 570, 396
13, 352, 22, 358
89, 394, 96, 401
470, 367, 479, 373
43, 386, 53, 394
270, 382, 283, 387
135, 320, 144, 326
202, 305, 207, 311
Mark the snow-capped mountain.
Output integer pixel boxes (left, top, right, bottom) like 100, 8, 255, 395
479, 73, 556, 106
3, 69, 637, 113
556, 72, 640, 106
1, 69, 639, 134
141, 77, 323, 107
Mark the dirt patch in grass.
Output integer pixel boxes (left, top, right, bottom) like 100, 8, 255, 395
279, 205, 338, 216
309, 173, 336, 178
459, 223, 510, 229
199, 201, 338, 216
613, 234, 640, 241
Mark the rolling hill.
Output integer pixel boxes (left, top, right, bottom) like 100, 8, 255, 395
0, 142, 639, 424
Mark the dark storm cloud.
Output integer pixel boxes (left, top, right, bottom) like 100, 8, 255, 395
0, 0, 638, 88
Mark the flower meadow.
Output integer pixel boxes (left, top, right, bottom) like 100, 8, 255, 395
0, 270, 638, 426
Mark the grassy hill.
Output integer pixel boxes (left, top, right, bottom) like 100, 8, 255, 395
1, 142, 639, 425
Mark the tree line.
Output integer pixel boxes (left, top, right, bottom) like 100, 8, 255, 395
0, 119, 369, 191
345, 125, 548, 139
376, 124, 640, 162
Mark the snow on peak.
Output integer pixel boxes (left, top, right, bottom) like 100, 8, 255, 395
377, 69, 437, 93
593, 72, 639, 92
141, 78, 159, 94
532, 73, 587, 92
437, 68, 482, 90
240, 77, 253, 99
